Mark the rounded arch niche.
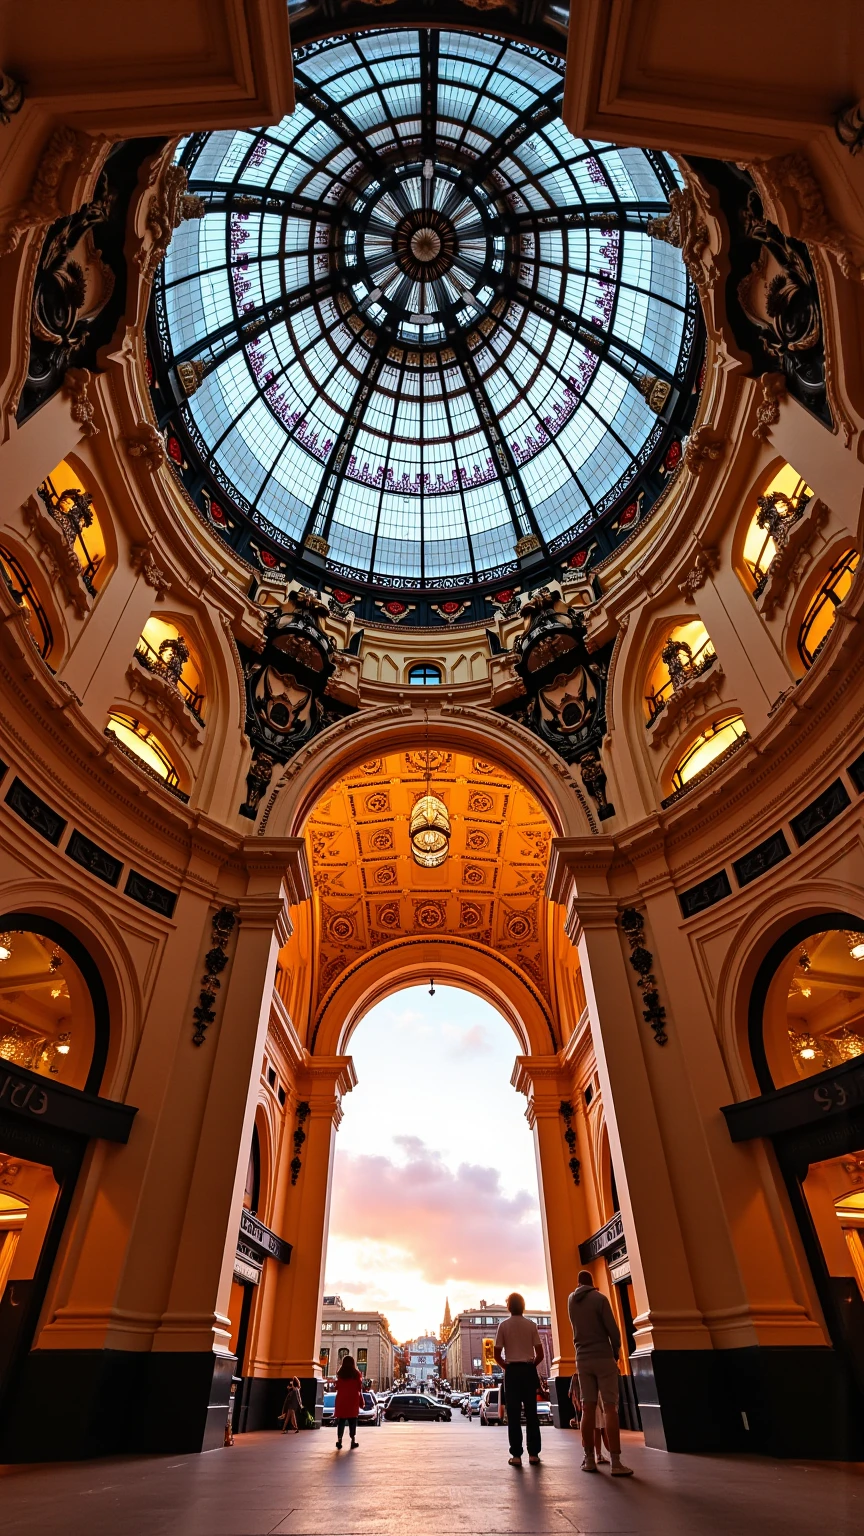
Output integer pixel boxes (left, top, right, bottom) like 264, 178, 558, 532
278, 737, 576, 1060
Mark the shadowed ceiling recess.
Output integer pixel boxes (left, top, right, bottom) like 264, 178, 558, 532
155, 29, 696, 589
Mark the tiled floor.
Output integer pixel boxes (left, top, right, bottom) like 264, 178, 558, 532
1, 1418, 862, 1535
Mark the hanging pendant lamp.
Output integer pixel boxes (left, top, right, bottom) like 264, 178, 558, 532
410, 713, 451, 869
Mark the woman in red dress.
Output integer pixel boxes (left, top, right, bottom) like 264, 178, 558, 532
334, 1355, 364, 1449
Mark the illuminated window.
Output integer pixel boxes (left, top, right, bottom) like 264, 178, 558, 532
39, 460, 107, 592
741, 464, 813, 593
671, 715, 747, 793
135, 616, 206, 720
644, 619, 715, 723
356, 1322, 369, 1331
322, 1322, 333, 1332
408, 664, 442, 686
0, 545, 53, 660
106, 711, 181, 791
798, 549, 860, 669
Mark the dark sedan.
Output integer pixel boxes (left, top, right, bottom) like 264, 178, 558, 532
383, 1393, 451, 1423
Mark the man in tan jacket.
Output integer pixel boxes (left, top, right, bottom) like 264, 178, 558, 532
568, 1269, 633, 1476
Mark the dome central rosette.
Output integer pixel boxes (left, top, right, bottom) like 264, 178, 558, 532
153, 28, 699, 596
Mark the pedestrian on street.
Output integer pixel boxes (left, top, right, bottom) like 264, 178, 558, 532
493, 1291, 544, 1467
334, 1355, 364, 1450
567, 1268, 633, 1477
280, 1376, 303, 1433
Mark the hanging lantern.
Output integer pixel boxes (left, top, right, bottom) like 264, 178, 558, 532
410, 792, 451, 869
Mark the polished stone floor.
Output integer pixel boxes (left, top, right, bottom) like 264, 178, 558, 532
1, 1417, 862, 1535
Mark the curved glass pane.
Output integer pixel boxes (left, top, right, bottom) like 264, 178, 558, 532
159, 29, 693, 584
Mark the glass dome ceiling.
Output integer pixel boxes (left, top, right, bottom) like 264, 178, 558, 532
156, 29, 696, 589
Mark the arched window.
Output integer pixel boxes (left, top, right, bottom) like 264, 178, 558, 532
106, 710, 183, 794
797, 549, 860, 669
243, 1127, 261, 1216
644, 619, 715, 724
38, 460, 108, 593
135, 616, 206, 721
0, 545, 53, 661
0, 918, 108, 1094
741, 463, 813, 594
670, 715, 747, 794
408, 664, 442, 685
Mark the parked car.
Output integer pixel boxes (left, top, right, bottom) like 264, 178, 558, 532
479, 1387, 504, 1426
322, 1390, 381, 1426
321, 1392, 336, 1425
383, 1393, 451, 1423
479, 1388, 553, 1427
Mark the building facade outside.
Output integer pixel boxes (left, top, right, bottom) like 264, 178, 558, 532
405, 1334, 439, 1386
444, 1304, 553, 1391
319, 1299, 393, 1389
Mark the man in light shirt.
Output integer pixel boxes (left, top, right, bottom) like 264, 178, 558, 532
493, 1292, 545, 1466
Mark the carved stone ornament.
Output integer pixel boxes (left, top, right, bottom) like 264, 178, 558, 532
647, 186, 713, 291
496, 586, 612, 772
751, 371, 786, 441
683, 425, 725, 474
559, 1101, 581, 1185
0, 126, 81, 257
578, 746, 615, 821
515, 532, 541, 557
240, 749, 276, 819
62, 366, 99, 436
619, 908, 668, 1046
678, 546, 720, 603
637, 374, 672, 414
137, 163, 206, 281
304, 532, 330, 557
237, 586, 357, 817
192, 907, 236, 1046
836, 99, 864, 157
176, 358, 205, 397
130, 544, 171, 593
124, 423, 166, 473
0, 70, 23, 126
747, 152, 861, 283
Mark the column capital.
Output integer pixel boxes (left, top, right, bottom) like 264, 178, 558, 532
546, 836, 616, 905
296, 1053, 357, 1122
511, 1054, 573, 1121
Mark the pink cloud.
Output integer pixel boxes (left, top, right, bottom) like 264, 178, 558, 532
328, 1138, 546, 1289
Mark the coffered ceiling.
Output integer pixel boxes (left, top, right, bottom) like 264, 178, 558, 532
305, 750, 553, 1007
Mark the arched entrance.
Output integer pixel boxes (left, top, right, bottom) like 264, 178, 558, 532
230, 736, 604, 1431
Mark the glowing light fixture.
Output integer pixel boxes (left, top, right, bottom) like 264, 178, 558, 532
410, 713, 451, 870
410, 793, 451, 869
0, 932, 12, 962
846, 931, 864, 960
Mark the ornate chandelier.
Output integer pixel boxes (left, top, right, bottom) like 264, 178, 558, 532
410, 792, 451, 869
410, 719, 451, 869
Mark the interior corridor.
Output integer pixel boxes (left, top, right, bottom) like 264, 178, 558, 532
2, 1421, 862, 1536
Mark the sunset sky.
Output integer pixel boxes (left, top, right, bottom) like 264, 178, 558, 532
325, 984, 550, 1342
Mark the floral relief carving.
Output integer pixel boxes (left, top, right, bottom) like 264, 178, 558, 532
751, 372, 786, 441
0, 126, 87, 257
646, 186, 714, 291
683, 425, 725, 474
679, 546, 720, 603
124, 423, 166, 473
62, 367, 99, 436
137, 163, 206, 281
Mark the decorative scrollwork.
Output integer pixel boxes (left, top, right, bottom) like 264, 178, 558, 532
192, 908, 236, 1046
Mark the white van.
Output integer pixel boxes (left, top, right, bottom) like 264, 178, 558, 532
479, 1386, 505, 1426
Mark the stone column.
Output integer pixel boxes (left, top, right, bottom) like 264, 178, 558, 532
512, 1054, 593, 1425
249, 1053, 356, 1425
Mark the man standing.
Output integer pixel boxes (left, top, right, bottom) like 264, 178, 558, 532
568, 1268, 633, 1477
493, 1292, 544, 1467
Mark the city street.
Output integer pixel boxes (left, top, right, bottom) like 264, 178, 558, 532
1, 1413, 861, 1536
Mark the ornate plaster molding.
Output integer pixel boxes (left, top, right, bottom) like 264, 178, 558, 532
683, 424, 725, 475
63, 367, 99, 437
124, 423, 166, 473
22, 495, 91, 616
125, 658, 203, 747
678, 546, 720, 603
0, 126, 86, 256
136, 163, 206, 281
757, 497, 830, 620
130, 544, 171, 593
647, 185, 715, 292
648, 661, 725, 751
751, 372, 786, 442
745, 152, 862, 283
